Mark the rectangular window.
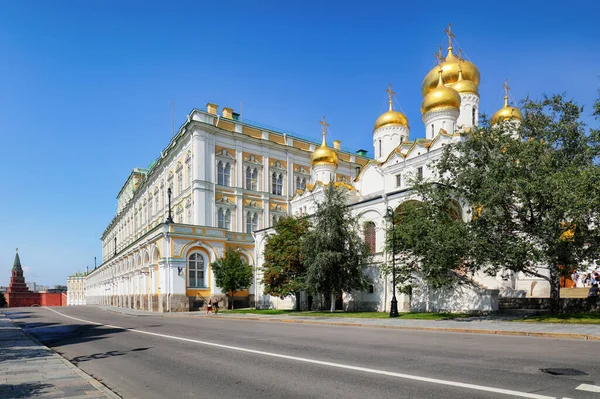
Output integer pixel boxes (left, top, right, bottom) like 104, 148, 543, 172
395, 174, 401, 187
417, 167, 423, 181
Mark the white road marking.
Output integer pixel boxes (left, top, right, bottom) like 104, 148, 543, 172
576, 384, 600, 393
43, 307, 556, 399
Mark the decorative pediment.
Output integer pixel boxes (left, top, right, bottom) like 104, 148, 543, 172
185, 197, 192, 207
168, 170, 174, 180
216, 148, 235, 160
270, 160, 286, 171
154, 186, 159, 195
294, 166, 310, 175
176, 161, 183, 171
215, 196, 236, 207
185, 150, 192, 162
270, 204, 286, 213
244, 200, 263, 210
244, 155, 262, 166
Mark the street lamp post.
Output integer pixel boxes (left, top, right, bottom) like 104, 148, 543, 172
166, 187, 174, 224
386, 207, 399, 318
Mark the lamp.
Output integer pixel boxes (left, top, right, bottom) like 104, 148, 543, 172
166, 187, 174, 224
385, 207, 399, 318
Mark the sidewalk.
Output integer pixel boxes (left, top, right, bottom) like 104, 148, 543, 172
0, 312, 119, 399
101, 306, 600, 341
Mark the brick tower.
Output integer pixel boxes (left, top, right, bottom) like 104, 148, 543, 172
7, 249, 37, 307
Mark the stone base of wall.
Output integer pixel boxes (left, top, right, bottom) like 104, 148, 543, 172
499, 297, 600, 313
150, 295, 159, 312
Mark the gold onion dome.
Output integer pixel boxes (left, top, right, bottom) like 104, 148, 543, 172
374, 85, 408, 130
491, 95, 523, 125
421, 69, 461, 114
450, 68, 478, 94
310, 119, 338, 167
421, 46, 480, 96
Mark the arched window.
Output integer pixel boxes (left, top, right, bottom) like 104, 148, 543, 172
177, 170, 183, 195
217, 161, 231, 186
187, 161, 192, 186
472, 107, 477, 125
378, 140, 382, 158
218, 208, 231, 230
272, 173, 283, 195
295, 176, 301, 191
245, 167, 258, 190
154, 194, 159, 215
272, 215, 279, 226
431, 124, 434, 136
364, 221, 376, 253
188, 253, 205, 288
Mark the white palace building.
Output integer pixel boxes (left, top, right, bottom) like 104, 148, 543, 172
81, 25, 548, 313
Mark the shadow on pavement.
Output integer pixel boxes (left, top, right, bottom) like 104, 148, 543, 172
0, 382, 55, 397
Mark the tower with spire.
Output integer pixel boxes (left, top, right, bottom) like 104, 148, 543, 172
6, 249, 35, 307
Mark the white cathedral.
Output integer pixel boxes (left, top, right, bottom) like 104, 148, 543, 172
81, 25, 547, 313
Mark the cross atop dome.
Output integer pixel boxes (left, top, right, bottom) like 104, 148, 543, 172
444, 22, 455, 49
502, 78, 511, 106
319, 115, 329, 136
386, 84, 395, 111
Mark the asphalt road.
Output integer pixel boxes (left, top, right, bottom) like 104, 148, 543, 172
4, 307, 600, 399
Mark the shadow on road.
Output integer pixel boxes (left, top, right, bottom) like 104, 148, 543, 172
70, 347, 152, 365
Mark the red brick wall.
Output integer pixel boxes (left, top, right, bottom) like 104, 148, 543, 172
7, 292, 67, 307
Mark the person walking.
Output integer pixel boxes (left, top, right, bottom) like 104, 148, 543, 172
212, 297, 219, 315
588, 283, 599, 298
206, 298, 213, 315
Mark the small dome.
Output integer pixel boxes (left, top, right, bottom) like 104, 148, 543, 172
374, 85, 409, 131
421, 69, 461, 115
491, 96, 523, 125
450, 69, 478, 94
422, 47, 480, 96
311, 133, 338, 167
374, 109, 408, 131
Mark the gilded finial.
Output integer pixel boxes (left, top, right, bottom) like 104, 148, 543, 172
456, 48, 464, 61
434, 46, 444, 64
386, 84, 395, 111
502, 78, 510, 106
319, 116, 329, 146
444, 23, 455, 49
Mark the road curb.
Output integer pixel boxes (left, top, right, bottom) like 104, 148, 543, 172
4, 310, 122, 399
208, 315, 600, 341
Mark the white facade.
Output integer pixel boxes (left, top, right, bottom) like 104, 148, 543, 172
67, 274, 86, 306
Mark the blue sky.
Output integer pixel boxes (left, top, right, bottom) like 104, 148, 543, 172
1, 0, 599, 286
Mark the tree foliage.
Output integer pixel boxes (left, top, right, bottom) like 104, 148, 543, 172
211, 248, 253, 310
394, 93, 600, 313
303, 184, 372, 312
0, 292, 6, 308
262, 215, 310, 310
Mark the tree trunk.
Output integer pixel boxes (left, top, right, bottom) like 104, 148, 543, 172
330, 290, 335, 313
230, 290, 234, 310
548, 268, 561, 315
294, 291, 300, 312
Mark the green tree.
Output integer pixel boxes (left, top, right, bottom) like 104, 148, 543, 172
262, 216, 310, 311
396, 93, 600, 313
303, 184, 372, 312
384, 200, 471, 294
211, 248, 253, 310
0, 292, 6, 308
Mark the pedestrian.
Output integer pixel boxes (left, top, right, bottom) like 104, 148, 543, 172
206, 298, 213, 315
571, 272, 579, 288
588, 283, 599, 298
212, 297, 219, 315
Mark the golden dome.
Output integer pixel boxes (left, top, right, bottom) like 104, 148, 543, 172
311, 131, 338, 167
374, 86, 408, 130
421, 69, 461, 115
450, 69, 478, 94
421, 47, 480, 96
491, 95, 523, 125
